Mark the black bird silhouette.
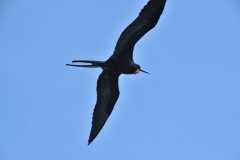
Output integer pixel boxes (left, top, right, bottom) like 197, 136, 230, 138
66, 0, 167, 145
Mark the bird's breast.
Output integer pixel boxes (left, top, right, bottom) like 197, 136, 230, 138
106, 57, 134, 74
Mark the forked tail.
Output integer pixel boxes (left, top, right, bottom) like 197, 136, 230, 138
66, 60, 105, 68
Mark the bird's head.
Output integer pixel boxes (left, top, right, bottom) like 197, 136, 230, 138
133, 64, 150, 75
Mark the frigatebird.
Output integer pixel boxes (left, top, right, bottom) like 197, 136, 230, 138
66, 0, 167, 144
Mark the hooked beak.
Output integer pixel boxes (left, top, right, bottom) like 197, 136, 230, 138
134, 68, 150, 75
139, 68, 150, 74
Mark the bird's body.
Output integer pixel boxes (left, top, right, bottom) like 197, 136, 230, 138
66, 0, 167, 144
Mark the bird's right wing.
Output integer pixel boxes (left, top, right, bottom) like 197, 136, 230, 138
112, 0, 167, 60
88, 70, 120, 145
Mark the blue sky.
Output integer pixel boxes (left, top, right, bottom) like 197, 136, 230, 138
1, 0, 240, 159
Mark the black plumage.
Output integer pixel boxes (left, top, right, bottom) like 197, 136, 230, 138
66, 0, 167, 145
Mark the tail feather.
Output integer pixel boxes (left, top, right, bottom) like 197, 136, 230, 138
72, 60, 105, 63
66, 60, 105, 68
66, 64, 101, 68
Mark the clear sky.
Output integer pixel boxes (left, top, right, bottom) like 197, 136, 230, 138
1, 0, 240, 160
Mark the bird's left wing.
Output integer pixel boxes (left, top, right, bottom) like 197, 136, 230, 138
88, 70, 121, 145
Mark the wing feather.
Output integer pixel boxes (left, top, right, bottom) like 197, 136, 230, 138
112, 0, 167, 59
88, 70, 120, 144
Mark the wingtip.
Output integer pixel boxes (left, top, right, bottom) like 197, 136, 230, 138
88, 140, 92, 145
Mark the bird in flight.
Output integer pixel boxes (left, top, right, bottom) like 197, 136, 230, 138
66, 0, 167, 145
